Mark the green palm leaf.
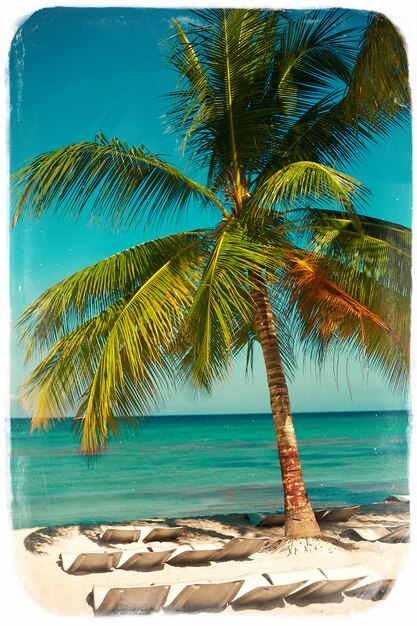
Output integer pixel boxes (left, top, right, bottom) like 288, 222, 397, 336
343, 12, 410, 132
272, 9, 356, 117
19, 231, 214, 452
298, 209, 411, 297
17, 230, 208, 361
247, 161, 367, 220
167, 9, 283, 187
181, 220, 282, 391
262, 94, 372, 174
11, 133, 227, 229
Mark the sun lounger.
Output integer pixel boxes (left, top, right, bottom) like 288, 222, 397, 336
311, 565, 371, 597
99, 526, 141, 543
248, 509, 327, 527
99, 525, 185, 544
318, 505, 360, 523
230, 564, 374, 608
116, 546, 177, 570
231, 572, 309, 608
340, 525, 409, 543
167, 542, 224, 566
247, 513, 286, 527
210, 537, 268, 561
139, 525, 185, 543
229, 574, 276, 607
379, 525, 410, 543
344, 577, 396, 600
164, 578, 244, 612
265, 568, 327, 599
265, 565, 368, 600
325, 565, 392, 601
93, 583, 170, 614
340, 526, 392, 541
383, 495, 410, 503
60, 550, 122, 573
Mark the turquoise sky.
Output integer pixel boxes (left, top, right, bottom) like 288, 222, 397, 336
9, 7, 412, 417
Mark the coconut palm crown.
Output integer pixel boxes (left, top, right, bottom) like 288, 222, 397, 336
11, 9, 411, 538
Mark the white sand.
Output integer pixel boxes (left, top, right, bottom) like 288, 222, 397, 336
9, 502, 412, 622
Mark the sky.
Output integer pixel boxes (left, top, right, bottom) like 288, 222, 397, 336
8, 5, 413, 417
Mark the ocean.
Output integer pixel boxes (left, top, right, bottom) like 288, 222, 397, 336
9, 411, 409, 529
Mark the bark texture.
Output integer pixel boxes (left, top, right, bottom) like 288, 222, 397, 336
251, 279, 322, 538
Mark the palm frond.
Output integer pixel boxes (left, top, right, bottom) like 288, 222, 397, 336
20, 231, 214, 452
284, 252, 409, 392
260, 94, 372, 175
167, 9, 285, 187
267, 208, 411, 374
291, 209, 411, 298
343, 12, 410, 133
247, 161, 367, 221
272, 9, 356, 119
11, 133, 228, 229
17, 230, 208, 361
258, 12, 409, 177
180, 220, 281, 391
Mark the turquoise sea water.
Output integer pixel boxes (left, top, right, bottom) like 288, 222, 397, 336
9, 411, 409, 529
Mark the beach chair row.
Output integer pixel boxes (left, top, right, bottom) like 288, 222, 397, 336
248, 504, 360, 527
60, 536, 269, 574
340, 524, 409, 543
249, 497, 410, 529
92, 563, 393, 614
99, 524, 185, 544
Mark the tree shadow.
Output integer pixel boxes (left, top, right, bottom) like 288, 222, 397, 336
22, 513, 359, 556
23, 522, 99, 554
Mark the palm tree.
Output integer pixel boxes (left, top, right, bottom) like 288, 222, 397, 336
11, 9, 411, 539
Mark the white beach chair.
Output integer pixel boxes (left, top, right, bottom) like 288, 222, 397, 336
337, 565, 392, 600
60, 550, 122, 573
264, 568, 327, 599
379, 525, 410, 543
340, 525, 392, 541
313, 509, 328, 521
99, 525, 141, 543
383, 495, 410, 503
231, 572, 309, 608
265, 565, 368, 600
167, 542, 224, 566
210, 537, 269, 561
139, 525, 185, 543
247, 512, 285, 527
311, 564, 371, 598
99, 524, 185, 544
340, 524, 410, 543
318, 505, 360, 523
164, 578, 244, 612
116, 546, 177, 570
93, 583, 170, 614
344, 575, 396, 600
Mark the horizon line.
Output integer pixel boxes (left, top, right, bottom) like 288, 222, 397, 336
9, 408, 410, 419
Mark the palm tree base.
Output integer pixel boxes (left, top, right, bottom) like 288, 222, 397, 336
277, 536, 350, 556
284, 505, 322, 538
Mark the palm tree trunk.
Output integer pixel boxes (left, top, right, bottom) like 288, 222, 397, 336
251, 278, 322, 538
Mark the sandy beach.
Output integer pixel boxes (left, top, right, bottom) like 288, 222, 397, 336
9, 500, 412, 622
